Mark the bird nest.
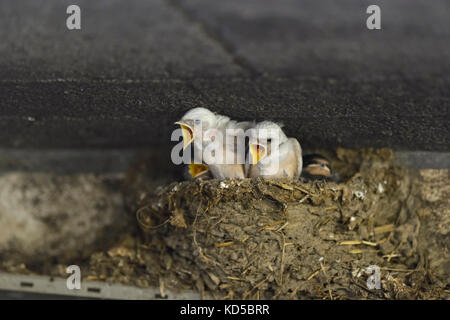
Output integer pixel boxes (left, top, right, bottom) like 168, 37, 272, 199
0, 148, 447, 299
126, 148, 446, 299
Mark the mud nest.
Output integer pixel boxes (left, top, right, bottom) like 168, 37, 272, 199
2, 148, 447, 299
128, 149, 448, 299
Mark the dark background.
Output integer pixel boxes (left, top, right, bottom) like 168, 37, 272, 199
0, 0, 448, 150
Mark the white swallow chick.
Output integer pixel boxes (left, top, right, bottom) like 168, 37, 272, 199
175, 107, 228, 180
175, 107, 251, 179
206, 120, 254, 179
175, 107, 230, 151
245, 121, 302, 179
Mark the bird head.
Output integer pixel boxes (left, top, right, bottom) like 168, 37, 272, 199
302, 154, 332, 179
175, 119, 195, 149
175, 108, 217, 149
249, 121, 287, 164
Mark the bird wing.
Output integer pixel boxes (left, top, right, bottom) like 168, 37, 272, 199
208, 138, 246, 179
277, 138, 302, 179
289, 138, 303, 178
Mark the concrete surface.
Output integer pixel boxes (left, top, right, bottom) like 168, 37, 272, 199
0, 0, 448, 150
0, 171, 128, 264
0, 273, 201, 300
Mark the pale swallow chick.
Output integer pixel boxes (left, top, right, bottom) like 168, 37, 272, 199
245, 121, 302, 179
175, 107, 251, 180
301, 154, 332, 181
204, 122, 252, 179
175, 107, 220, 181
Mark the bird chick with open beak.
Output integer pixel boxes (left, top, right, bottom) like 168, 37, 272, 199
175, 107, 251, 180
245, 121, 302, 179
301, 154, 332, 181
175, 107, 221, 180
175, 107, 230, 153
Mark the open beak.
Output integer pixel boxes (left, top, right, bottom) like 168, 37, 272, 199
249, 144, 266, 164
189, 163, 209, 178
175, 121, 194, 149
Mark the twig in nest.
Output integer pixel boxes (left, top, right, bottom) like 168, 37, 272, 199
192, 201, 219, 266
208, 209, 232, 232
276, 222, 289, 232
374, 224, 395, 234
340, 240, 362, 245
307, 270, 320, 281
258, 220, 285, 231
339, 240, 378, 246
243, 275, 270, 299
159, 277, 167, 298
313, 216, 333, 233
136, 206, 170, 232
351, 279, 384, 299
298, 194, 310, 203
280, 241, 294, 284
293, 185, 311, 195
269, 182, 294, 191
214, 241, 234, 248
278, 234, 292, 285
387, 240, 404, 262
319, 260, 334, 300
380, 267, 418, 273
362, 240, 378, 247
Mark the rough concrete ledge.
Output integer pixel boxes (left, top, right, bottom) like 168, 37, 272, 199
0, 0, 448, 150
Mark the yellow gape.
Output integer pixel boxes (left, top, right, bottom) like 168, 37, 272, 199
189, 163, 209, 178
249, 144, 266, 164
175, 122, 194, 149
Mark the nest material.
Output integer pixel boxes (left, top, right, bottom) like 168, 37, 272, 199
133, 149, 443, 299
0, 149, 447, 299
